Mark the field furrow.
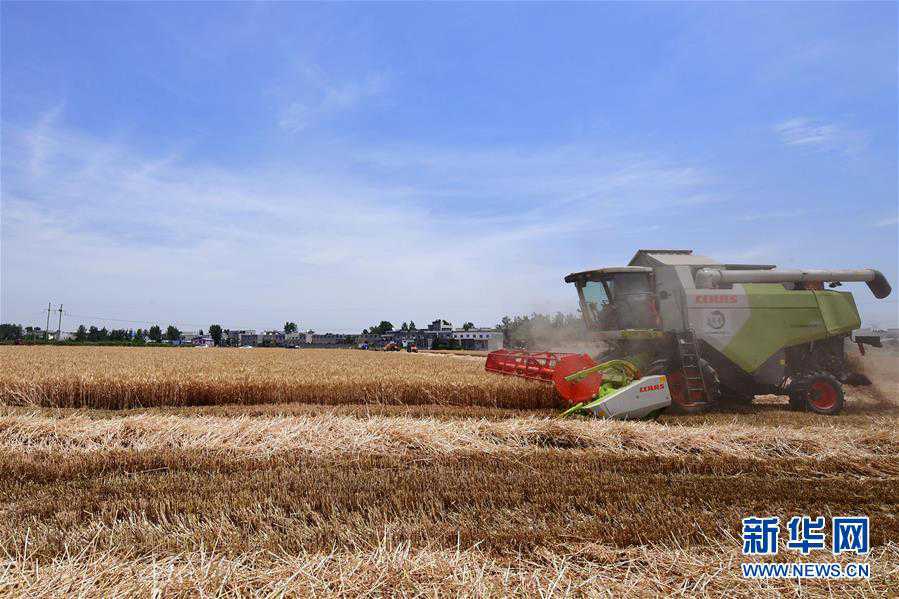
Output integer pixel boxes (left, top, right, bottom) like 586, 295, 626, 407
1, 412, 897, 464
3, 452, 898, 557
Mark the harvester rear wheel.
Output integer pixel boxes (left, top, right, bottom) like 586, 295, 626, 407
790, 372, 844, 415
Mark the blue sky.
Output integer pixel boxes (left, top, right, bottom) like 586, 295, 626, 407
2, 2, 897, 332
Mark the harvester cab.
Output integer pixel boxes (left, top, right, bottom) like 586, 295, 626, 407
486, 249, 892, 418
569, 267, 659, 333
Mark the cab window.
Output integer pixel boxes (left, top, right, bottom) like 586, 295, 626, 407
579, 273, 656, 331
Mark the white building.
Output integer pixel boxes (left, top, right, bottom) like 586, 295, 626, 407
452, 328, 503, 351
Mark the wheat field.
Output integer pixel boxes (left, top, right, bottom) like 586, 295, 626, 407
0, 346, 554, 410
0, 345, 897, 597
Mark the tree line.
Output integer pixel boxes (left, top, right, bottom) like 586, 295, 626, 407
0, 320, 308, 346
0, 323, 191, 344
361, 320, 477, 335
2, 312, 588, 349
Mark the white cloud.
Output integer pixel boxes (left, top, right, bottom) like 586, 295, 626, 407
2, 116, 724, 331
23, 104, 64, 178
712, 243, 785, 265
277, 69, 387, 132
773, 117, 868, 156
737, 209, 806, 223
321, 72, 387, 111
278, 102, 313, 133
874, 216, 898, 228
350, 145, 717, 217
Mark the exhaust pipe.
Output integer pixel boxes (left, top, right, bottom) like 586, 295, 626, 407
695, 268, 892, 299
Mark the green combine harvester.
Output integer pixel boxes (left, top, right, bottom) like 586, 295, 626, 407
485, 249, 891, 417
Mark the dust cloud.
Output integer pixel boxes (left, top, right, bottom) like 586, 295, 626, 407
846, 347, 899, 409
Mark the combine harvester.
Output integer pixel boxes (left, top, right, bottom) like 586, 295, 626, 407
486, 249, 892, 418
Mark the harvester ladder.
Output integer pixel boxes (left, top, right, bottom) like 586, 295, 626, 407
676, 330, 709, 404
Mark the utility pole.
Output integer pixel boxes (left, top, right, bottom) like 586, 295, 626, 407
57, 304, 64, 341
45, 302, 52, 341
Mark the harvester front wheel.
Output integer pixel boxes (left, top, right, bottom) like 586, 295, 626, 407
646, 361, 716, 415
791, 373, 844, 415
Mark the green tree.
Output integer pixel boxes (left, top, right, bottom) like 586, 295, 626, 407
462, 322, 474, 331
99, 327, 109, 341
362, 328, 369, 335
165, 325, 181, 342
377, 321, 394, 334
400, 322, 408, 331
284, 321, 298, 335
209, 324, 223, 346
75, 325, 87, 342
198, 328, 204, 337
148, 325, 162, 342
87, 326, 100, 342
0, 323, 23, 341
408, 321, 416, 331
133, 328, 145, 343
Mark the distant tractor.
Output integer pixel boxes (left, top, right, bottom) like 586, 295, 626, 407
486, 249, 891, 418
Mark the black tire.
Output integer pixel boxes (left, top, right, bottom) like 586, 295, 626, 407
791, 372, 845, 415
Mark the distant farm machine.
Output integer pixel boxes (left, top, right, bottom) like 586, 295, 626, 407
486, 249, 891, 418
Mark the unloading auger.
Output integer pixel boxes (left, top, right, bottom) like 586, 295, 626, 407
486, 249, 892, 418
